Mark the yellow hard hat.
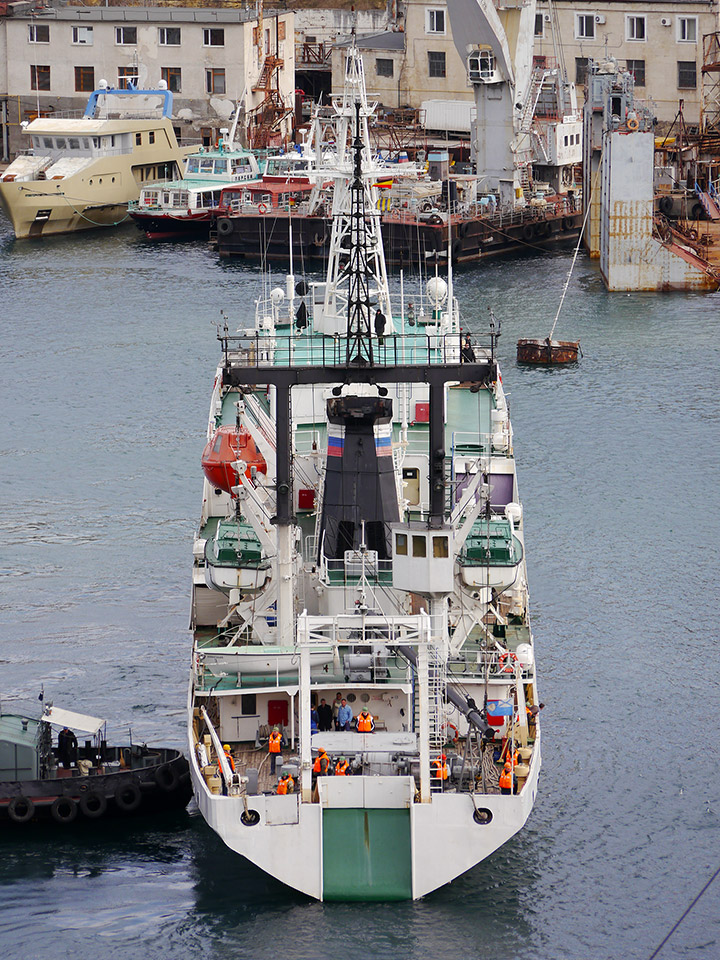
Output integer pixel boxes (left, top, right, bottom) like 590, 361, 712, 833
223, 744, 231, 751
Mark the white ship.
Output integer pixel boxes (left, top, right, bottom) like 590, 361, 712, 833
187, 45, 541, 900
0, 81, 190, 239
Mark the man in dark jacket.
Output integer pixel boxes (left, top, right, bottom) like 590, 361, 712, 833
317, 698, 333, 732
58, 726, 78, 768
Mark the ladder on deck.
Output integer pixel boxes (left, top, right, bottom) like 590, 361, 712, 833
695, 181, 720, 220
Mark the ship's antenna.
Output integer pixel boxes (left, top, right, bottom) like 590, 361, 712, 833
345, 99, 375, 366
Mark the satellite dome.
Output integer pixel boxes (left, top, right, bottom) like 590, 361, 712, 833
426, 277, 448, 305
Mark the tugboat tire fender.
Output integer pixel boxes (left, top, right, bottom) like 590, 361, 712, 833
521, 224, 534, 242
658, 196, 673, 216
8, 795, 34, 823
80, 791, 108, 818
115, 781, 142, 813
155, 763, 179, 792
51, 796, 78, 824
217, 219, 233, 237
562, 217, 575, 231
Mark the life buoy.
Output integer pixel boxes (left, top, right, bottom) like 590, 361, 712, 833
114, 781, 142, 813
51, 796, 78, 824
627, 117, 639, 132
441, 721, 459, 742
79, 791, 107, 819
155, 763, 179, 793
8, 795, 34, 823
217, 218, 233, 237
258, 202, 268, 214
498, 651, 519, 673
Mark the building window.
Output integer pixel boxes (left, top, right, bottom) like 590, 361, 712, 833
575, 14, 595, 40
626, 15, 646, 42
72, 26, 93, 45
376, 58, 393, 78
74, 66, 95, 92
677, 17, 697, 43
149, 131, 155, 144
534, 13, 544, 38
678, 60, 697, 89
428, 51, 446, 79
28, 23, 50, 43
158, 27, 181, 46
118, 66, 138, 90
203, 28, 224, 47
278, 20, 286, 42
575, 57, 589, 86
626, 60, 645, 86
115, 26, 137, 45
206, 68, 226, 94
426, 9, 446, 34
241, 694, 257, 715
30, 65, 51, 91
161, 66, 182, 93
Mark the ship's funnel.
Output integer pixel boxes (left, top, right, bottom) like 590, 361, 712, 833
318, 395, 399, 560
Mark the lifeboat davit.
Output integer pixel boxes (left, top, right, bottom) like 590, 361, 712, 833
201, 425, 267, 495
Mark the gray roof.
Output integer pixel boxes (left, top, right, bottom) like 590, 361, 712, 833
9, 5, 288, 23
335, 31, 406, 52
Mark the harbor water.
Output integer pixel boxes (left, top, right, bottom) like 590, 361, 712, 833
1, 216, 719, 960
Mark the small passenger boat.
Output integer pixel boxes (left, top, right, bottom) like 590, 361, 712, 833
0, 704, 191, 825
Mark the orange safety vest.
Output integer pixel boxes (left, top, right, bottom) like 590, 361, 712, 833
335, 761, 349, 776
432, 760, 449, 780
313, 754, 328, 774
277, 775, 294, 794
357, 712, 374, 732
269, 731, 282, 754
224, 750, 235, 773
499, 768, 513, 790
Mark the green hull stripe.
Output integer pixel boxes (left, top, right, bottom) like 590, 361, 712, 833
322, 808, 412, 901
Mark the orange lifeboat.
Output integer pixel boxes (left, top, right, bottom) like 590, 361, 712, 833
201, 425, 267, 495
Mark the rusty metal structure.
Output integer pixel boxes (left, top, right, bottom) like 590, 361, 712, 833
701, 32, 720, 140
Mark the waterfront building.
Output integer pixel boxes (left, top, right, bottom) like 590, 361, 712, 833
0, 3, 294, 158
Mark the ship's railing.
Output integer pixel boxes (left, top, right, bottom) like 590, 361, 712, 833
220, 330, 496, 370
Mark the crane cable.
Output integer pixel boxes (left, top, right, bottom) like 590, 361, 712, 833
648, 862, 720, 959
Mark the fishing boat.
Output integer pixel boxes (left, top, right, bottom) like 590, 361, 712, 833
187, 43, 541, 901
128, 117, 265, 240
1, 704, 191, 824
0, 81, 190, 239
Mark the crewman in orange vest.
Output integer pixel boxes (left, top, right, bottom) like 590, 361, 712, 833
268, 726, 282, 776
223, 744, 235, 773
357, 709, 375, 732
312, 748, 329, 776
276, 772, 294, 794
431, 754, 449, 781
499, 761, 514, 795
334, 756, 349, 776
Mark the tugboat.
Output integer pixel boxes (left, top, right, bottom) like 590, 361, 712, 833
187, 42, 541, 901
0, 703, 191, 824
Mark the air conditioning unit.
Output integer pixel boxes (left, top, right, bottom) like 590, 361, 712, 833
543, 13, 551, 22
595, 15, 606, 24
660, 17, 672, 27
